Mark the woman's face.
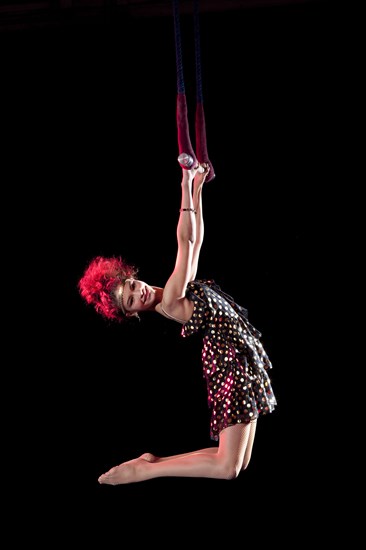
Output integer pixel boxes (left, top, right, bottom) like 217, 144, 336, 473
120, 278, 157, 315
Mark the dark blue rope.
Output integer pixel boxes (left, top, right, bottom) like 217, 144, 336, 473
172, 0, 185, 94
173, 0, 203, 97
194, 0, 203, 102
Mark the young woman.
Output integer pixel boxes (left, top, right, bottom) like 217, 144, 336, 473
78, 161, 277, 485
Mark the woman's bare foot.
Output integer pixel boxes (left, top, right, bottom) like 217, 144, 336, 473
98, 453, 158, 485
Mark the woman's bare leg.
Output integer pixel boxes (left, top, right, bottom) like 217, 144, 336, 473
139, 448, 218, 463
98, 422, 254, 485
241, 420, 257, 470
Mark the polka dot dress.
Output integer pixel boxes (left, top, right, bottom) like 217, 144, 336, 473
182, 280, 277, 441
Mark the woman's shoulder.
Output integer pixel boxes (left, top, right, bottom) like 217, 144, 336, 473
188, 279, 249, 320
187, 279, 222, 295
187, 278, 216, 289
185, 279, 218, 303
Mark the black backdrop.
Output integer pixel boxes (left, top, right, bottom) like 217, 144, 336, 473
3, 0, 344, 543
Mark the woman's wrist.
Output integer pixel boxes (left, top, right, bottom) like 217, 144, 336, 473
182, 170, 194, 182
179, 207, 196, 214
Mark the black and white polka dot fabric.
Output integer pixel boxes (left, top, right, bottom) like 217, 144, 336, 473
182, 280, 277, 441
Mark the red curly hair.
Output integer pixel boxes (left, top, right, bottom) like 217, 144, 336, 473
78, 256, 138, 322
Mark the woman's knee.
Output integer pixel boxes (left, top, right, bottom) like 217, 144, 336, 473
218, 459, 243, 480
241, 448, 254, 470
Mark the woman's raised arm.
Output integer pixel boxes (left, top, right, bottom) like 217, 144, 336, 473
161, 163, 209, 317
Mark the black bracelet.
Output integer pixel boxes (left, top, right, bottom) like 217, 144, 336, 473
180, 208, 197, 214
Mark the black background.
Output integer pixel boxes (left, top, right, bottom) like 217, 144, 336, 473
2, 0, 348, 543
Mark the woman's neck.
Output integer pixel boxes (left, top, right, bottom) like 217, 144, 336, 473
152, 286, 164, 304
